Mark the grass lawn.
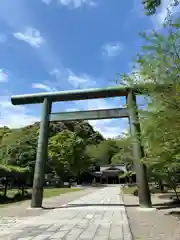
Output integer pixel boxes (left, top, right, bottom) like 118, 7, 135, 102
0, 187, 82, 208
169, 188, 180, 193
122, 185, 180, 196
122, 186, 137, 194
43, 187, 82, 198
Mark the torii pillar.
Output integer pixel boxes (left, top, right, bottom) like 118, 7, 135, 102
127, 90, 152, 208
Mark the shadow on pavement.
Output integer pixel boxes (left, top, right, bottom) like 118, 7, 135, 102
42, 203, 137, 210
42, 201, 180, 210
166, 211, 180, 218
155, 201, 180, 210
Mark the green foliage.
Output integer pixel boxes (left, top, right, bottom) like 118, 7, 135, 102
142, 0, 161, 15
0, 121, 104, 185
48, 130, 87, 180
123, 17, 180, 196
0, 126, 38, 167
111, 135, 133, 168
0, 163, 29, 176
142, 0, 179, 16
85, 139, 121, 166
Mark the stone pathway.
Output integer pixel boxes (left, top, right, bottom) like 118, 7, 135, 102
0, 187, 96, 218
0, 187, 132, 240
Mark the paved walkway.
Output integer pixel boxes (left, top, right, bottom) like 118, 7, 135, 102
0, 187, 132, 240
0, 187, 96, 218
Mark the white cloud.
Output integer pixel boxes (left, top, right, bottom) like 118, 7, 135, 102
73, 98, 128, 138
0, 1, 61, 71
158, 0, 180, 23
0, 96, 39, 128
66, 108, 79, 112
86, 99, 115, 110
102, 42, 123, 58
67, 69, 96, 89
49, 67, 97, 89
13, 27, 44, 48
42, 0, 97, 8
0, 0, 64, 71
32, 83, 57, 92
66, 97, 128, 138
0, 34, 6, 43
58, 0, 97, 8
74, 98, 125, 114
89, 119, 128, 138
0, 95, 128, 137
154, 0, 180, 26
42, 0, 52, 4
50, 68, 61, 79
0, 69, 8, 83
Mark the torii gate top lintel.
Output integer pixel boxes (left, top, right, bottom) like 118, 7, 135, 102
10, 83, 154, 209
11, 84, 148, 105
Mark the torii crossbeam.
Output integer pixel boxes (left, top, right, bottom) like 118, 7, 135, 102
11, 85, 153, 208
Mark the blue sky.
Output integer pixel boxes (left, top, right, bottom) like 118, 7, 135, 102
0, 0, 179, 138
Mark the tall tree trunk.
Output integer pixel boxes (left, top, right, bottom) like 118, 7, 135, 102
172, 186, 179, 200
158, 179, 164, 192
21, 184, 25, 197
4, 177, 8, 197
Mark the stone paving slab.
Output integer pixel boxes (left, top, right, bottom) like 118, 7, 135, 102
0, 187, 97, 218
0, 187, 132, 240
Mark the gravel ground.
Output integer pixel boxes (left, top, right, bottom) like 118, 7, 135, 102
123, 193, 180, 240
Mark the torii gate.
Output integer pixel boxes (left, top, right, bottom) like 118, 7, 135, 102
11, 85, 152, 208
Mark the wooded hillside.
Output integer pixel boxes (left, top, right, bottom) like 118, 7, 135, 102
0, 120, 127, 189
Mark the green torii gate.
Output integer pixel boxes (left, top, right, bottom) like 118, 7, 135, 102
11, 85, 152, 208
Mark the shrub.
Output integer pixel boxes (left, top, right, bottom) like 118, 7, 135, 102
133, 188, 138, 196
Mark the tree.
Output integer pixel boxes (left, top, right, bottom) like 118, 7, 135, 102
142, 0, 161, 15
142, 0, 179, 16
0, 120, 103, 185
48, 130, 87, 182
85, 139, 121, 167
112, 135, 133, 166
0, 127, 38, 184
0, 164, 29, 197
123, 18, 180, 197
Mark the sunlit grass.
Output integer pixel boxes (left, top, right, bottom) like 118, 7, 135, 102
0, 187, 83, 208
